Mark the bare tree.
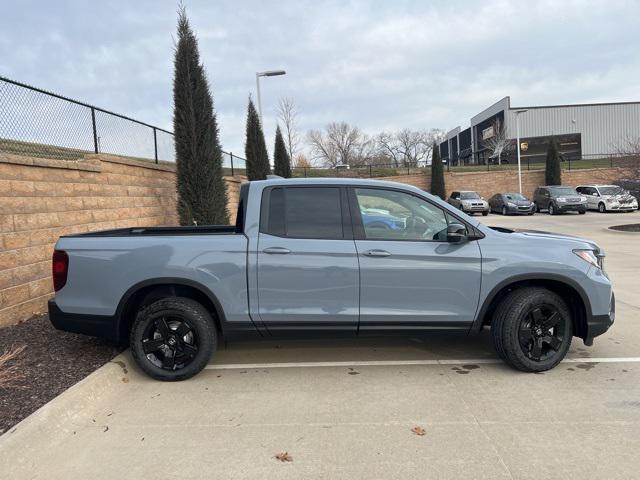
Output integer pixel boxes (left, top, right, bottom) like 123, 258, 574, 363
374, 128, 444, 167
307, 122, 371, 167
376, 131, 402, 166
481, 119, 512, 165
277, 97, 301, 161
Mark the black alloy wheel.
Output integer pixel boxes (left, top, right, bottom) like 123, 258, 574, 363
517, 305, 566, 362
141, 314, 198, 371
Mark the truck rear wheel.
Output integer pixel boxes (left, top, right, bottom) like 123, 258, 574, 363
491, 287, 572, 372
130, 297, 216, 381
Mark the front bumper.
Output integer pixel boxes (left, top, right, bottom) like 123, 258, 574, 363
506, 205, 534, 214
556, 203, 586, 213
607, 204, 638, 211
584, 292, 615, 346
48, 299, 119, 341
462, 204, 489, 213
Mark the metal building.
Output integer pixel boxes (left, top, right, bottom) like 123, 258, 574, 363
440, 96, 640, 166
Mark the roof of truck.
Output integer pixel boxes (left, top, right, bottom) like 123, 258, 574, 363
251, 176, 425, 189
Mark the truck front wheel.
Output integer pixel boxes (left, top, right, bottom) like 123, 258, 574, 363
491, 287, 572, 372
130, 297, 216, 381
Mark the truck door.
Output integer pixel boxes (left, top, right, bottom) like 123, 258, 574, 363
349, 187, 481, 332
256, 186, 359, 334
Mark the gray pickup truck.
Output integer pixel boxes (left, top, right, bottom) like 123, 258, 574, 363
49, 178, 615, 381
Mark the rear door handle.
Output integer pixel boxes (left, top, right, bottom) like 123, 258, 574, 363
262, 247, 291, 255
362, 249, 391, 257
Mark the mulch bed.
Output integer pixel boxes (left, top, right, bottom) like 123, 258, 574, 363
0, 314, 123, 435
609, 224, 640, 232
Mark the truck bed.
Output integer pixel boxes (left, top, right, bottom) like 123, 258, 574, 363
64, 225, 239, 237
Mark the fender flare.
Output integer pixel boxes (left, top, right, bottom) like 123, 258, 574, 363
114, 277, 229, 339
469, 273, 593, 334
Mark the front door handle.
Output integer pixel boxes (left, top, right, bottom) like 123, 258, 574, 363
362, 249, 391, 257
262, 247, 291, 255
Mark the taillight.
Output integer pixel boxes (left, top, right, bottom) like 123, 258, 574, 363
52, 250, 69, 292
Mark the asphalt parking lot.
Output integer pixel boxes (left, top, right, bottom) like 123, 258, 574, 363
1, 210, 639, 480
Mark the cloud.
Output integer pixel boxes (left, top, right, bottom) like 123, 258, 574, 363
1, 0, 639, 157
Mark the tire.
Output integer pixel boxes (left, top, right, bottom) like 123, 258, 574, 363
548, 203, 556, 215
482, 211, 489, 216
533, 202, 539, 213
502, 206, 507, 216
598, 202, 606, 213
130, 297, 216, 381
491, 287, 572, 372
579, 209, 586, 215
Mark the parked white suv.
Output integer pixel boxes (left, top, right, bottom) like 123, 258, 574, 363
576, 185, 638, 213
447, 191, 489, 216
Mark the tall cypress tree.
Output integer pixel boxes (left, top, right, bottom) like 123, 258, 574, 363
244, 98, 270, 180
545, 139, 562, 185
273, 125, 292, 178
173, 7, 229, 225
430, 143, 446, 199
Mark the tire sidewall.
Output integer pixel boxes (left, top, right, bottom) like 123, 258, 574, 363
130, 297, 216, 381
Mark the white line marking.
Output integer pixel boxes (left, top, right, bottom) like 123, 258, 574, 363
205, 357, 640, 370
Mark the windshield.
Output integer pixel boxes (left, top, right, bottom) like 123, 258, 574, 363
460, 192, 480, 200
599, 186, 625, 195
504, 193, 527, 201
549, 187, 577, 196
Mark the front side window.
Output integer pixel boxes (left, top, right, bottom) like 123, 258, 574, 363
264, 187, 344, 239
354, 188, 452, 241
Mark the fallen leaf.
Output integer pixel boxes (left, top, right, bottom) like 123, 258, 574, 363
275, 451, 293, 462
411, 426, 426, 436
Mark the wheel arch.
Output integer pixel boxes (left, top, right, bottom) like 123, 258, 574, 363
114, 278, 228, 341
471, 274, 591, 341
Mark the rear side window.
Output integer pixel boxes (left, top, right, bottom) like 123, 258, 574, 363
263, 187, 344, 239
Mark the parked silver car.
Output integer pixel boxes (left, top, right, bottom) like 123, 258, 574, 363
576, 184, 639, 213
447, 191, 489, 216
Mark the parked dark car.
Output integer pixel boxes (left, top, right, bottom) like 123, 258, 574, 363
533, 186, 587, 215
488, 192, 535, 215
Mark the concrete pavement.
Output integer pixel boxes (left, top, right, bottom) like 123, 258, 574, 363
1, 210, 639, 479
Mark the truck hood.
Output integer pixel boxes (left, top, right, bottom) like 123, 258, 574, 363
489, 226, 603, 254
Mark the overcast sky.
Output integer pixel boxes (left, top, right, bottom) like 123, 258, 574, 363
2, 0, 640, 157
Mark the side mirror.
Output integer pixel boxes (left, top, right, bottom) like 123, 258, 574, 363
447, 223, 468, 243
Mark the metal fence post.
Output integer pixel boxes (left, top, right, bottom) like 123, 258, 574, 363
304, 167, 307, 178
369, 165, 372, 177
153, 127, 158, 163
230, 152, 234, 176
91, 108, 98, 154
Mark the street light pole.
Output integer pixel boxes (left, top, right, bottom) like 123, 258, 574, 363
255, 69, 286, 126
515, 109, 528, 194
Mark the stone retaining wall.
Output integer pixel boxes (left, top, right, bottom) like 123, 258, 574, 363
0, 152, 243, 327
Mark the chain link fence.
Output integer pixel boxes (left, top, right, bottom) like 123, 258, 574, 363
0, 75, 245, 172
